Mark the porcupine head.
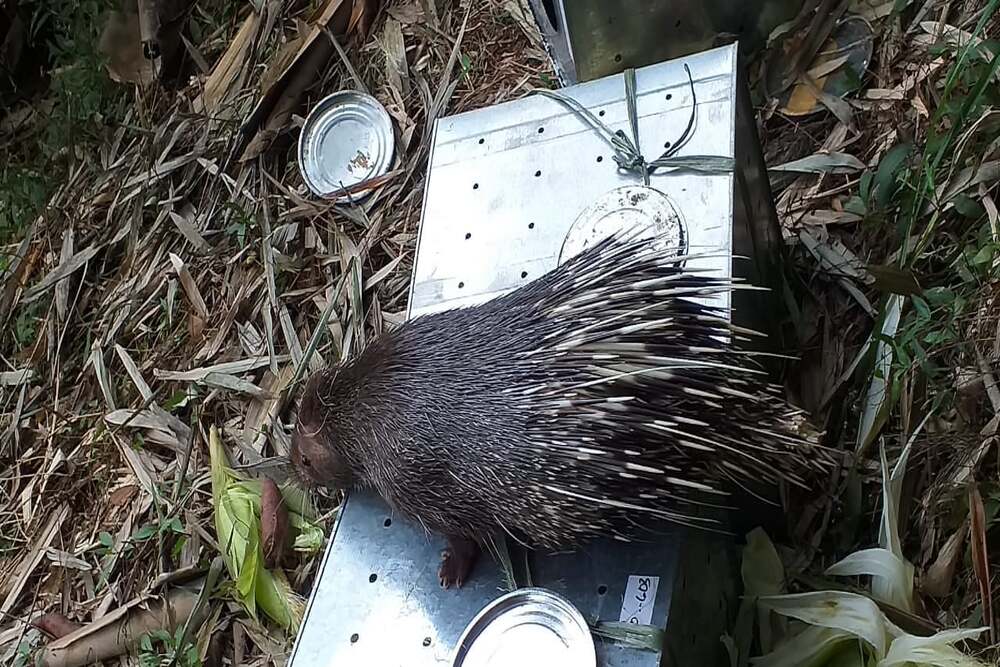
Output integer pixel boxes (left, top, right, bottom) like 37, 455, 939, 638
290, 369, 356, 492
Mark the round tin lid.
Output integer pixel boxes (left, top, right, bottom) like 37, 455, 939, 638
297, 90, 395, 202
558, 184, 687, 265
452, 587, 596, 667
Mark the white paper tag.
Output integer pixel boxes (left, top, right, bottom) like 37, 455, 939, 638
618, 575, 659, 625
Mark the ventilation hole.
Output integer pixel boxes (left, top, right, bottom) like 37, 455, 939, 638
537, 127, 545, 134
614, 53, 622, 63
465, 232, 471, 240
478, 138, 485, 145
666, 93, 673, 101
534, 170, 541, 177
383, 518, 392, 527
664, 141, 672, 149
596, 155, 603, 163
598, 109, 605, 117
598, 585, 608, 595
520, 271, 528, 279
350, 633, 359, 644
458, 281, 465, 289
422, 637, 432, 647
472, 183, 479, 190
528, 222, 535, 229
369, 573, 378, 583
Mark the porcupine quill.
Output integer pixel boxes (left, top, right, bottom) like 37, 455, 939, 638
291, 230, 834, 588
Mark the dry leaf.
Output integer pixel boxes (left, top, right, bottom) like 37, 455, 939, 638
968, 485, 994, 643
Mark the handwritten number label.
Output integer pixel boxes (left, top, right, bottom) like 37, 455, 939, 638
618, 575, 660, 626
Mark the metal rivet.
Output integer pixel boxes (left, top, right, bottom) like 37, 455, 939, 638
369, 573, 377, 583
473, 183, 479, 190
422, 637, 432, 647
465, 232, 471, 240
521, 271, 528, 278
458, 281, 465, 288
350, 633, 359, 644
528, 222, 535, 229
598, 585, 608, 595
478, 138, 485, 144
596, 156, 603, 163
383, 518, 392, 527
534, 170, 541, 177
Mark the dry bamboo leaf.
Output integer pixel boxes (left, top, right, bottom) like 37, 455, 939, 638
262, 305, 279, 374
22, 244, 100, 303
1, 504, 70, 615
110, 431, 158, 495
55, 228, 74, 320
968, 485, 994, 643
154, 356, 286, 382
114, 344, 153, 402
279, 304, 304, 366
923, 524, 967, 598
168, 252, 209, 320
169, 208, 211, 252
201, 372, 271, 398
193, 12, 262, 114
44, 549, 92, 571
90, 341, 117, 411
197, 283, 249, 361
0, 369, 33, 386
380, 17, 409, 99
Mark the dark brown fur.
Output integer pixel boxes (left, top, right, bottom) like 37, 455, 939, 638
291, 233, 834, 587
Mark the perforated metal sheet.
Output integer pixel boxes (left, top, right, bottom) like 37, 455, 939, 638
288, 44, 773, 667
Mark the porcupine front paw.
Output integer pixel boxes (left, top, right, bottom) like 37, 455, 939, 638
438, 536, 480, 589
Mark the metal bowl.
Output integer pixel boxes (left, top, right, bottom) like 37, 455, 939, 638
452, 587, 596, 667
297, 90, 395, 202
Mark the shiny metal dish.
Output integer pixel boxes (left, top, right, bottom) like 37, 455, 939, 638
559, 184, 687, 265
452, 587, 596, 667
297, 90, 395, 202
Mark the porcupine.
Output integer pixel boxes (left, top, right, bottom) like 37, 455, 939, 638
291, 230, 832, 588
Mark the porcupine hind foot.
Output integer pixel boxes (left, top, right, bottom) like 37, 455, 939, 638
438, 536, 480, 589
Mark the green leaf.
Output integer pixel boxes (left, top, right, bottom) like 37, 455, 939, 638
757, 591, 896, 658
162, 516, 184, 534
910, 295, 930, 320
873, 143, 912, 209
859, 171, 873, 202
99, 531, 114, 549
133, 524, 157, 542
843, 195, 867, 217
952, 194, 984, 218
751, 625, 857, 667
881, 627, 990, 666
971, 244, 994, 266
